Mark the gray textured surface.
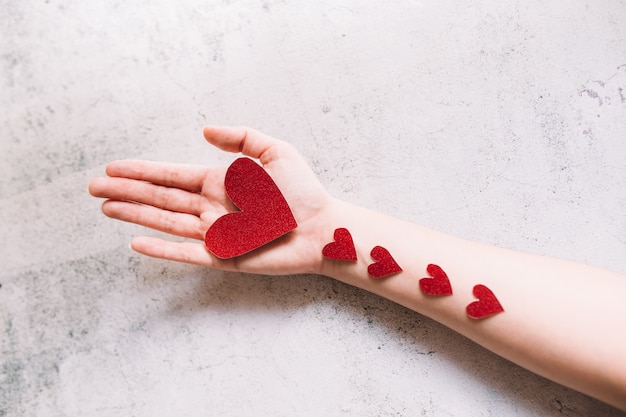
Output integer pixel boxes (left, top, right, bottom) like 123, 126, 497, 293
2, 1, 626, 416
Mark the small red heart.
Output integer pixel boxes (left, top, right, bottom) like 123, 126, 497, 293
419, 264, 453, 296
368, 246, 402, 279
322, 228, 357, 261
466, 284, 504, 319
204, 157, 297, 259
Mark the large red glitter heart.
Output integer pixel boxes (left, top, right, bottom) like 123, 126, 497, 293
322, 228, 357, 261
368, 246, 402, 279
204, 158, 297, 259
466, 284, 504, 319
419, 264, 453, 296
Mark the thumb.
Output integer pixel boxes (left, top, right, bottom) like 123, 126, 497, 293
203, 125, 295, 165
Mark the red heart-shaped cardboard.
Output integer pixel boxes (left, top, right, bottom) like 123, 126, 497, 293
322, 228, 357, 261
419, 264, 453, 296
368, 246, 402, 279
204, 157, 297, 258
466, 284, 504, 319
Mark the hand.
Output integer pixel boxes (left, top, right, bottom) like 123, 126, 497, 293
89, 126, 336, 275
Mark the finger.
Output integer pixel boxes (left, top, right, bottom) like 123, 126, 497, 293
130, 236, 237, 270
102, 200, 211, 240
105, 160, 212, 192
202, 125, 298, 166
90, 177, 208, 216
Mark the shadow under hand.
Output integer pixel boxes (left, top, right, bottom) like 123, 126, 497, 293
145, 263, 623, 417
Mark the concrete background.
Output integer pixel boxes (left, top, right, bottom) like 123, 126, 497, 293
2, 1, 625, 415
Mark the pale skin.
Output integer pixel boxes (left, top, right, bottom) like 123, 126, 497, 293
89, 126, 626, 411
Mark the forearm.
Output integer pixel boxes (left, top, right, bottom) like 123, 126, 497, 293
319, 198, 626, 410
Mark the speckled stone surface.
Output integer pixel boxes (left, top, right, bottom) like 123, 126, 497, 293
2, 1, 625, 416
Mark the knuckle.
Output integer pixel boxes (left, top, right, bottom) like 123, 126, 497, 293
159, 213, 176, 233
166, 169, 180, 186
153, 186, 170, 208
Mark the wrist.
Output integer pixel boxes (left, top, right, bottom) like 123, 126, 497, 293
316, 199, 424, 301
314, 198, 462, 323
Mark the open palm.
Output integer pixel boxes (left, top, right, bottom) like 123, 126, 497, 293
89, 126, 335, 275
